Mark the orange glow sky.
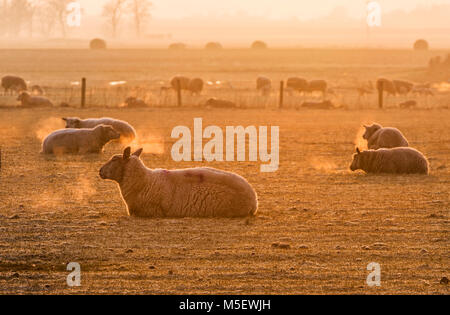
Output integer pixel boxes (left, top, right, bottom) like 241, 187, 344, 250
80, 0, 450, 19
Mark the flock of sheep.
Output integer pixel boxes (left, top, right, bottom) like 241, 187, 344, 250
35, 112, 430, 219
2, 73, 438, 110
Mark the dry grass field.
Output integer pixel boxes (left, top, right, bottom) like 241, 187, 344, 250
0, 49, 449, 295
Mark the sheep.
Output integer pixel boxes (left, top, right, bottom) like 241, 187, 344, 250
350, 147, 429, 175
286, 77, 309, 94
301, 100, 334, 109
62, 117, 136, 144
99, 147, 259, 218
170, 76, 190, 91
306, 80, 328, 95
17, 92, 53, 107
2, 75, 27, 95
124, 97, 148, 108
376, 78, 397, 96
188, 78, 204, 95
362, 123, 409, 150
399, 100, 417, 109
393, 80, 414, 95
42, 125, 120, 155
256, 76, 272, 96
205, 98, 236, 108
31, 85, 44, 96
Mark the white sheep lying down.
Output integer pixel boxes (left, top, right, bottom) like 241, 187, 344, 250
100, 147, 259, 218
363, 123, 409, 150
63, 117, 136, 144
350, 147, 429, 175
42, 125, 120, 155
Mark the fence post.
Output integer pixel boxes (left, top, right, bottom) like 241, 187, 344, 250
81, 78, 86, 108
279, 80, 284, 109
176, 79, 182, 107
377, 80, 384, 109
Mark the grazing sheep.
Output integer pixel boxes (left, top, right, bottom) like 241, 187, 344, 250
63, 117, 136, 143
301, 100, 334, 109
188, 78, 204, 95
399, 100, 418, 109
376, 78, 397, 96
350, 147, 429, 175
362, 123, 409, 150
170, 76, 190, 91
257, 76, 272, 96
2, 75, 27, 95
99, 147, 259, 218
287, 77, 309, 93
205, 98, 236, 108
17, 92, 53, 107
31, 85, 44, 95
42, 125, 120, 155
393, 80, 414, 95
306, 80, 328, 95
357, 81, 375, 97
124, 97, 147, 108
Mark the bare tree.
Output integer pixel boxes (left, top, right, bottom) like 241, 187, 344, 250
128, 0, 152, 38
47, 0, 70, 37
103, 0, 126, 38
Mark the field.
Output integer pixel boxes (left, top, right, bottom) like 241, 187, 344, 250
0, 49, 449, 295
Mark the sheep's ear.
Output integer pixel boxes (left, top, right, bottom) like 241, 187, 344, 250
356, 148, 361, 154
123, 147, 131, 160
133, 148, 143, 157
62, 118, 67, 122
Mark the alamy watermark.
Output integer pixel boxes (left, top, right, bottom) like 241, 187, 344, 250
367, 1, 382, 28
171, 118, 279, 173
66, 262, 81, 287
366, 262, 381, 287
67, 2, 82, 28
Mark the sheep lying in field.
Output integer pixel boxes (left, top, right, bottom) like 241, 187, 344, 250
42, 125, 120, 155
2, 75, 27, 95
301, 100, 334, 109
256, 76, 272, 96
99, 147, 259, 218
363, 123, 409, 150
63, 117, 136, 144
205, 98, 236, 108
17, 92, 53, 107
350, 147, 429, 175
124, 97, 147, 108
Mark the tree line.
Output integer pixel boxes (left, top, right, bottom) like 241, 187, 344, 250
0, 0, 152, 38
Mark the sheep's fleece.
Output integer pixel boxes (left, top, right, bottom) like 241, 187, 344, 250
363, 123, 409, 149
63, 117, 136, 142
100, 147, 258, 218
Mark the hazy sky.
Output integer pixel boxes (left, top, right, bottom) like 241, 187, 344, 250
80, 0, 450, 19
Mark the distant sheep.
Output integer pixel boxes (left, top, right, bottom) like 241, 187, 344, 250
17, 92, 53, 107
99, 147, 259, 218
188, 78, 204, 95
399, 100, 417, 109
286, 77, 309, 94
170, 76, 190, 91
377, 78, 397, 96
350, 147, 429, 175
2, 76, 27, 95
307, 80, 328, 95
124, 97, 147, 108
42, 125, 120, 155
205, 98, 236, 108
31, 85, 44, 95
63, 117, 136, 144
301, 100, 334, 109
256, 76, 272, 96
362, 123, 409, 150
393, 80, 414, 95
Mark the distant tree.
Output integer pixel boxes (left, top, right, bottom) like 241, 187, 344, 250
47, 0, 71, 37
414, 39, 429, 51
90, 38, 107, 50
36, 1, 56, 37
251, 40, 268, 50
128, 0, 152, 38
103, 0, 127, 38
205, 42, 223, 50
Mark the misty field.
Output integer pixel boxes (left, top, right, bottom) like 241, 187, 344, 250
0, 49, 449, 294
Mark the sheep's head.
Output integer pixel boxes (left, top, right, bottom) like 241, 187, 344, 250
17, 92, 30, 102
96, 125, 120, 142
63, 117, 82, 129
100, 147, 143, 182
363, 123, 382, 140
350, 148, 363, 172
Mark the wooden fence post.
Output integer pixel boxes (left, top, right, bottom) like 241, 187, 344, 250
377, 80, 384, 109
279, 80, 284, 109
81, 78, 86, 108
176, 79, 182, 107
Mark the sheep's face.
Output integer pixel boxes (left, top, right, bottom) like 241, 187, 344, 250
63, 118, 82, 129
350, 148, 363, 172
98, 125, 120, 142
100, 147, 144, 183
363, 124, 381, 140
